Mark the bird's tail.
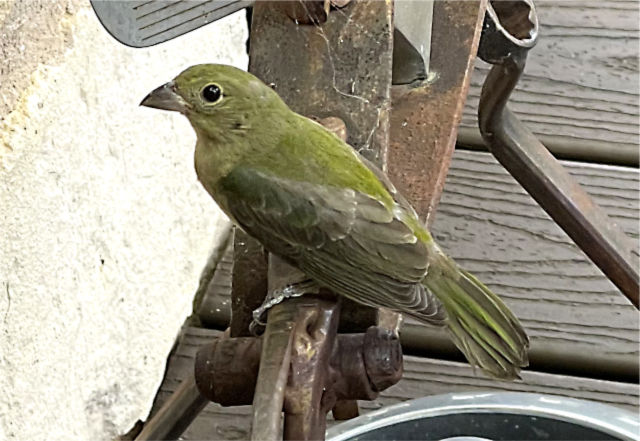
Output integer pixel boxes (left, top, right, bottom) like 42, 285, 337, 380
422, 247, 529, 379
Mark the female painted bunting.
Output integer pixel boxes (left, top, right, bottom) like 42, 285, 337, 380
141, 64, 529, 379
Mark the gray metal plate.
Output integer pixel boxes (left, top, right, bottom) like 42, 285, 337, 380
90, 0, 252, 48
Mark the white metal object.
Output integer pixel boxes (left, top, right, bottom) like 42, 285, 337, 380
91, 0, 251, 47
326, 392, 640, 441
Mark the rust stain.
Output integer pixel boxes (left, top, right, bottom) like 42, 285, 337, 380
387, 0, 487, 226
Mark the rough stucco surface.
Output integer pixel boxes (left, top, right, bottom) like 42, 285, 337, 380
0, 4, 244, 440
1, 0, 78, 116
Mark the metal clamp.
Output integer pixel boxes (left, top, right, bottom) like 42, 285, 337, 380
192, 315, 403, 439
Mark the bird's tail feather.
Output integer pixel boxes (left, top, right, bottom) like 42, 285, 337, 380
422, 255, 529, 379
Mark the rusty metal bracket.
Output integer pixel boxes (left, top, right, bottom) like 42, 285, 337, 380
192, 327, 404, 406
251, 299, 297, 440
477, 0, 639, 308
191, 321, 403, 428
388, 0, 487, 226
282, 295, 341, 440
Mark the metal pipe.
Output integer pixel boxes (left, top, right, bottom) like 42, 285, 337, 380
135, 376, 208, 441
251, 302, 295, 441
477, 1, 639, 308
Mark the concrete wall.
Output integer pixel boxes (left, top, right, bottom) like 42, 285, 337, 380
0, 2, 245, 439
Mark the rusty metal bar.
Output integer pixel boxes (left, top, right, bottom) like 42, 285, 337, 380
283, 296, 341, 440
251, 301, 295, 440
248, 1, 394, 161
477, 1, 639, 308
388, 0, 487, 226
134, 376, 207, 441
191, 326, 403, 402
195, 336, 262, 406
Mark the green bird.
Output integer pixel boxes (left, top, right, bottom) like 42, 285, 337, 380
141, 64, 529, 379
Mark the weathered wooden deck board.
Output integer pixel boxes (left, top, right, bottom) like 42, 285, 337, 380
405, 152, 639, 379
150, 327, 639, 440
198, 149, 639, 379
459, 0, 640, 164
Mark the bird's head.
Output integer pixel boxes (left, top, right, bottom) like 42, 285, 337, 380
141, 64, 287, 140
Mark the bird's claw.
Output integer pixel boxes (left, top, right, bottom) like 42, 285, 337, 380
249, 279, 319, 335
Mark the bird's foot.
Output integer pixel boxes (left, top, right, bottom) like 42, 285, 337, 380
249, 279, 320, 335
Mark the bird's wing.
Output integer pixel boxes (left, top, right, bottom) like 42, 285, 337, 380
358, 154, 422, 220
218, 166, 445, 324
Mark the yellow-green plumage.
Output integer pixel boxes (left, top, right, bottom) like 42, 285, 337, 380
141, 64, 529, 379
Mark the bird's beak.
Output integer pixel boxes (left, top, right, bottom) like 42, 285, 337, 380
140, 81, 189, 113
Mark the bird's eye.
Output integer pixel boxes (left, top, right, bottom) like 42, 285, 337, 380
202, 84, 222, 103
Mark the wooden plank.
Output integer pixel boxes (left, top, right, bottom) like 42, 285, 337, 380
197, 245, 233, 327
415, 150, 639, 380
459, 0, 640, 164
150, 327, 639, 440
198, 149, 639, 380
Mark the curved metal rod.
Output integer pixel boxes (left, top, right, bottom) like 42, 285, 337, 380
251, 301, 295, 440
478, 48, 639, 309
